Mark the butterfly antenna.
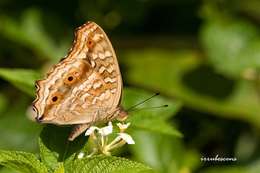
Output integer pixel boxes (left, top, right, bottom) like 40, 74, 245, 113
126, 92, 160, 112
128, 104, 168, 112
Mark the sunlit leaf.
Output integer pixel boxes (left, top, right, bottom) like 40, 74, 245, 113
0, 167, 16, 173
66, 155, 154, 173
39, 125, 86, 171
0, 68, 40, 96
53, 163, 64, 173
0, 150, 48, 173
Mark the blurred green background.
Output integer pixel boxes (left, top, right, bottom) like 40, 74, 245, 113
1, 0, 260, 172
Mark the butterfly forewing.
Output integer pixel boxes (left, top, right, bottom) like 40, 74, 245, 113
33, 22, 122, 126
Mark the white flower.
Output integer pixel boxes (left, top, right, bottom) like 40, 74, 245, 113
85, 126, 99, 136
116, 133, 135, 144
99, 122, 113, 136
115, 123, 134, 144
85, 122, 113, 136
77, 152, 85, 159
84, 121, 134, 157
116, 122, 131, 131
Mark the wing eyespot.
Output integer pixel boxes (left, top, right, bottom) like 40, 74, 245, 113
49, 92, 62, 104
64, 74, 77, 85
87, 39, 95, 49
64, 69, 81, 85
68, 76, 74, 81
52, 96, 58, 102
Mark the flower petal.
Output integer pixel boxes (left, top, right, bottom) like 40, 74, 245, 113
99, 121, 113, 136
118, 133, 135, 144
85, 126, 99, 136
77, 152, 85, 159
117, 122, 131, 131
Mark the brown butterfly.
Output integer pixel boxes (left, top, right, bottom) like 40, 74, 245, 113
32, 21, 128, 141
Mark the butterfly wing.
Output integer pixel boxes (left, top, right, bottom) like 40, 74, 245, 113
83, 22, 122, 113
33, 22, 122, 125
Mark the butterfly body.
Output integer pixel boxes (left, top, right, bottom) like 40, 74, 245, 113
33, 22, 127, 140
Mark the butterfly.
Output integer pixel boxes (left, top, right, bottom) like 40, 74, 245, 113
32, 21, 128, 141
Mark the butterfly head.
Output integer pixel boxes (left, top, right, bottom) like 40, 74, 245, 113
116, 106, 128, 122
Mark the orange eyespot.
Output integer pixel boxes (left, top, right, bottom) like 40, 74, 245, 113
67, 76, 74, 81
64, 75, 76, 85
52, 96, 58, 102
64, 69, 81, 85
87, 39, 95, 49
49, 92, 62, 104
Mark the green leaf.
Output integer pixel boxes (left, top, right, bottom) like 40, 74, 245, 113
122, 49, 260, 127
0, 96, 41, 151
130, 130, 200, 173
0, 68, 40, 96
200, 17, 260, 78
66, 155, 154, 173
122, 88, 182, 137
0, 8, 67, 60
0, 150, 48, 173
39, 125, 86, 171
53, 163, 64, 173
130, 117, 181, 137
0, 167, 16, 173
0, 94, 8, 115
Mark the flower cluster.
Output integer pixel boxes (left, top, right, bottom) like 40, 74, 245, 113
78, 122, 134, 158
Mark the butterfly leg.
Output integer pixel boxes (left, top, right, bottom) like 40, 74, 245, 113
68, 123, 90, 141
